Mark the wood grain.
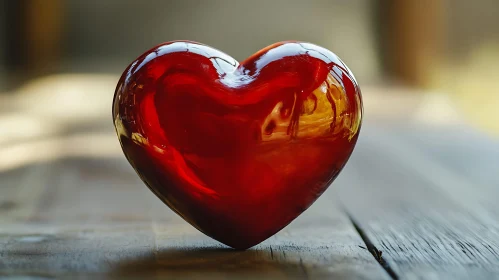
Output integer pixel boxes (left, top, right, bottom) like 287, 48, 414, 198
0, 155, 389, 279
337, 123, 499, 279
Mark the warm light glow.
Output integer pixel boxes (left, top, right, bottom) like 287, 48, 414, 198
0, 133, 122, 172
0, 74, 122, 172
14, 74, 119, 123
0, 113, 59, 145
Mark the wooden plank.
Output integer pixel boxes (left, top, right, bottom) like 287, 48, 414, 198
337, 123, 499, 279
0, 154, 389, 279
0, 164, 53, 223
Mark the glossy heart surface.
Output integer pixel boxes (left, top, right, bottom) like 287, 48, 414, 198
113, 41, 362, 249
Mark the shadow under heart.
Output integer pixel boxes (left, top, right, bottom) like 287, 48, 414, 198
109, 246, 322, 279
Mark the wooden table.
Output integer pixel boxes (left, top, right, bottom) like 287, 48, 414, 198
1, 76, 498, 279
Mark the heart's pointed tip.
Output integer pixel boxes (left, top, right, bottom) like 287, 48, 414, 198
232, 246, 253, 252
230, 245, 253, 251
218, 239, 262, 251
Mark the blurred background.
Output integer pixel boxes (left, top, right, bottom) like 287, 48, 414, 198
0, 0, 498, 170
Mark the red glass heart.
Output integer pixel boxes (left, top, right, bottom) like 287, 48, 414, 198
113, 41, 362, 249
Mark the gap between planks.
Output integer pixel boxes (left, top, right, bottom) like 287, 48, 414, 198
345, 210, 399, 280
